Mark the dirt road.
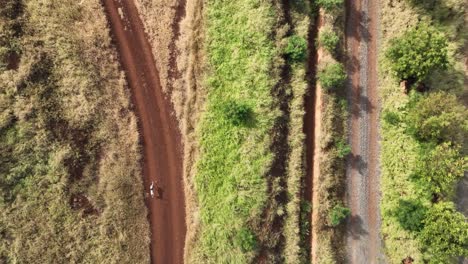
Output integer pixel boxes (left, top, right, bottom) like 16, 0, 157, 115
345, 0, 383, 263
102, 0, 186, 263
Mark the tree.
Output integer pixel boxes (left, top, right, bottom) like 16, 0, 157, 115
285, 35, 307, 62
407, 92, 468, 144
316, 0, 344, 12
417, 142, 466, 198
386, 25, 448, 83
223, 101, 252, 126
317, 63, 346, 90
318, 28, 339, 54
420, 202, 468, 263
395, 199, 427, 232
329, 204, 350, 227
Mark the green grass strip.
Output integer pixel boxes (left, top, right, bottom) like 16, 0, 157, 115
193, 1, 280, 263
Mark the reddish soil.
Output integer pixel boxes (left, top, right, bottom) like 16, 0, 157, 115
102, 0, 186, 263
304, 10, 324, 263
345, 0, 382, 263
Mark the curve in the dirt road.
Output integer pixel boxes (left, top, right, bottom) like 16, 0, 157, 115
102, 0, 186, 263
345, 0, 383, 263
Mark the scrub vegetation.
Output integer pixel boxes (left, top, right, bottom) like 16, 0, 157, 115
311, 0, 349, 262
380, 0, 467, 263
0, 0, 149, 263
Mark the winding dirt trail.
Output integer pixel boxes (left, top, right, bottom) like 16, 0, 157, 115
345, 0, 383, 263
102, 0, 186, 263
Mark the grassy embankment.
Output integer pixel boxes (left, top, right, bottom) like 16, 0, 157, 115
0, 1, 149, 262
312, 1, 349, 263
379, 0, 467, 263
186, 0, 316, 263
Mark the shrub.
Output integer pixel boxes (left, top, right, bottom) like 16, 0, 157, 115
406, 92, 467, 143
318, 28, 339, 54
420, 202, 468, 263
316, 0, 344, 12
317, 63, 346, 90
234, 228, 257, 252
395, 199, 427, 232
285, 35, 307, 62
223, 101, 252, 126
335, 138, 351, 158
416, 142, 466, 198
383, 111, 400, 126
329, 204, 350, 227
386, 25, 448, 82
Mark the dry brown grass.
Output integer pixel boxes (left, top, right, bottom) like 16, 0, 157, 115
311, 7, 349, 264
0, 0, 149, 262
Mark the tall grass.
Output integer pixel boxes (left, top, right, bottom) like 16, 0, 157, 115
0, 0, 149, 262
188, 1, 281, 263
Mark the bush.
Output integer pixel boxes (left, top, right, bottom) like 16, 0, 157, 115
317, 63, 346, 90
395, 199, 427, 232
335, 138, 351, 158
234, 228, 257, 252
406, 92, 467, 143
285, 35, 307, 62
329, 204, 350, 227
223, 101, 252, 126
416, 142, 466, 198
386, 25, 448, 82
316, 0, 344, 12
318, 28, 339, 53
420, 202, 468, 263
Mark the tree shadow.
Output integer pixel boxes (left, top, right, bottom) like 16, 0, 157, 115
347, 214, 368, 240
349, 154, 368, 176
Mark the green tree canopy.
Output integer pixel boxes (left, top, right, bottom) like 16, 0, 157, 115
318, 28, 339, 54
285, 35, 307, 62
417, 142, 466, 198
407, 92, 468, 143
386, 25, 448, 82
395, 199, 427, 232
316, 0, 344, 12
318, 62, 347, 90
420, 202, 468, 263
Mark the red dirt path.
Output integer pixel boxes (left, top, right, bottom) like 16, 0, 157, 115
102, 0, 186, 263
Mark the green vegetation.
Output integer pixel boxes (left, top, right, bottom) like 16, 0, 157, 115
329, 204, 350, 227
416, 142, 466, 198
420, 202, 468, 262
318, 28, 339, 54
318, 62, 346, 90
283, 1, 312, 263
285, 35, 308, 62
189, 1, 279, 263
386, 25, 448, 83
222, 101, 252, 126
380, 0, 467, 262
336, 139, 351, 158
311, 2, 349, 263
190, 0, 315, 262
0, 0, 149, 263
406, 92, 467, 143
316, 0, 344, 12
